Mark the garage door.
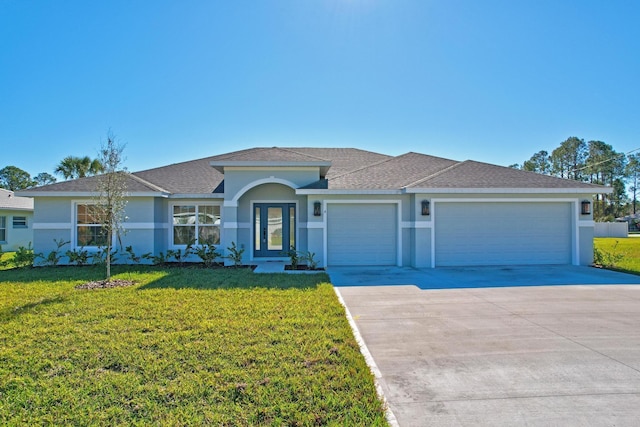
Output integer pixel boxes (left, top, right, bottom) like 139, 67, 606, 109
435, 202, 572, 266
327, 204, 397, 266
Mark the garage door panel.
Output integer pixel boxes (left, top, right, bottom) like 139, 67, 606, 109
435, 202, 572, 266
327, 204, 397, 266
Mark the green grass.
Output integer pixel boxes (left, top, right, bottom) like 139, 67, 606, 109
0, 251, 15, 270
0, 266, 387, 426
594, 237, 640, 274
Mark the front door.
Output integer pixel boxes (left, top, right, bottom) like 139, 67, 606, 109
254, 203, 296, 257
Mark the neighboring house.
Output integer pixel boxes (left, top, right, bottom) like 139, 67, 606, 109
18, 147, 610, 267
0, 188, 34, 251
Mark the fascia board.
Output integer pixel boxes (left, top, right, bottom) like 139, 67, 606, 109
403, 187, 614, 194
168, 193, 225, 199
16, 191, 169, 198
296, 189, 402, 195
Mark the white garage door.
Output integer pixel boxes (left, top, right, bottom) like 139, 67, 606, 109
327, 204, 397, 266
435, 202, 572, 266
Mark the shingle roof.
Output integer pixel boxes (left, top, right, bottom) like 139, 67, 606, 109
405, 160, 605, 190
19, 146, 609, 195
19, 172, 170, 194
0, 188, 33, 210
328, 152, 458, 189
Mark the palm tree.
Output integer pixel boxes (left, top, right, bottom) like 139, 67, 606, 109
55, 156, 104, 180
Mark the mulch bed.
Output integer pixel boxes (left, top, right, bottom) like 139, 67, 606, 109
284, 265, 325, 271
75, 279, 136, 290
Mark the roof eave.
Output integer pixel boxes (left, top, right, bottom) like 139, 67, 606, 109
16, 191, 170, 198
296, 189, 402, 195
210, 161, 331, 175
403, 187, 613, 194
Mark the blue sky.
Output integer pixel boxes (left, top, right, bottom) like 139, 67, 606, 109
1, 0, 639, 177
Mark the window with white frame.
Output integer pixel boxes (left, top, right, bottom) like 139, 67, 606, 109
76, 204, 108, 247
13, 216, 27, 228
172, 204, 220, 246
0, 216, 6, 242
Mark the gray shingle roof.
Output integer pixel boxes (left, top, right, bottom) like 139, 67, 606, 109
405, 160, 605, 190
19, 147, 609, 195
0, 188, 33, 210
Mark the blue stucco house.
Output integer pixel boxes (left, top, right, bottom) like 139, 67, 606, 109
19, 147, 609, 267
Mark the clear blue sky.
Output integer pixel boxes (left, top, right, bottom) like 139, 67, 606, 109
1, 0, 639, 177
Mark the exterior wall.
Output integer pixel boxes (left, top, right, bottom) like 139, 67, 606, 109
223, 168, 320, 202
0, 209, 34, 251
32, 196, 167, 265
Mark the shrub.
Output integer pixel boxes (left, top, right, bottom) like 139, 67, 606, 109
66, 248, 90, 266
194, 243, 221, 267
300, 250, 318, 269
12, 243, 35, 268
226, 241, 245, 267
283, 245, 299, 269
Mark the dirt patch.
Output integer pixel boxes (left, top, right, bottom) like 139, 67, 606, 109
75, 279, 136, 290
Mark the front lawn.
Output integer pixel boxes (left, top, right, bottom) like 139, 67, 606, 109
594, 237, 640, 274
0, 266, 387, 426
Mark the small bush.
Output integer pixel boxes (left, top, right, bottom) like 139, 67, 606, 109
66, 248, 90, 266
194, 243, 221, 267
12, 243, 35, 268
227, 241, 245, 267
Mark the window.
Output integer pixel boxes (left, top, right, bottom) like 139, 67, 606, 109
0, 216, 6, 242
76, 204, 108, 247
13, 216, 27, 228
172, 204, 220, 246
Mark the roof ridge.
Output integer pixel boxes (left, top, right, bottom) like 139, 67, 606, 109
329, 152, 406, 180
129, 172, 171, 193
276, 147, 331, 162
401, 160, 466, 188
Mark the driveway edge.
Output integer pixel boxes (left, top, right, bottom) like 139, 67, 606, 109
334, 287, 399, 427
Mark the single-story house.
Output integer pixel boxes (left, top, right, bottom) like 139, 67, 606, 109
0, 188, 34, 251
19, 147, 610, 267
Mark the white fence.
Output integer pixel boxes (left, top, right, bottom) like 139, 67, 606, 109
594, 222, 628, 238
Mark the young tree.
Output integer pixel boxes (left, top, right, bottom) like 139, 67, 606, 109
55, 156, 104, 180
94, 134, 128, 280
0, 165, 35, 190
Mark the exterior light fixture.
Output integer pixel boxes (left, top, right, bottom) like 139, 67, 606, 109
421, 200, 430, 216
313, 201, 322, 217
581, 200, 591, 215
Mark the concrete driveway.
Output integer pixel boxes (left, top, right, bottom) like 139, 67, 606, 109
331, 266, 640, 426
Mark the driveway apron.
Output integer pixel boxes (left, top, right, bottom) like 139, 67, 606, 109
332, 267, 640, 426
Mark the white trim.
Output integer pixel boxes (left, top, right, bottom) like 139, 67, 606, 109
401, 221, 432, 229
579, 220, 596, 227
169, 194, 224, 199
430, 198, 580, 268
404, 187, 612, 194
33, 222, 72, 230
223, 222, 251, 229
223, 201, 238, 208
306, 222, 324, 229
123, 222, 168, 230
231, 178, 299, 203
296, 189, 402, 195
324, 200, 402, 267
168, 201, 222, 248
21, 191, 167, 198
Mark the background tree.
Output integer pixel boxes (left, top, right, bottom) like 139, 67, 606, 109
550, 137, 587, 180
0, 166, 35, 190
522, 150, 551, 174
626, 154, 640, 214
55, 156, 104, 180
33, 172, 57, 187
94, 134, 128, 280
